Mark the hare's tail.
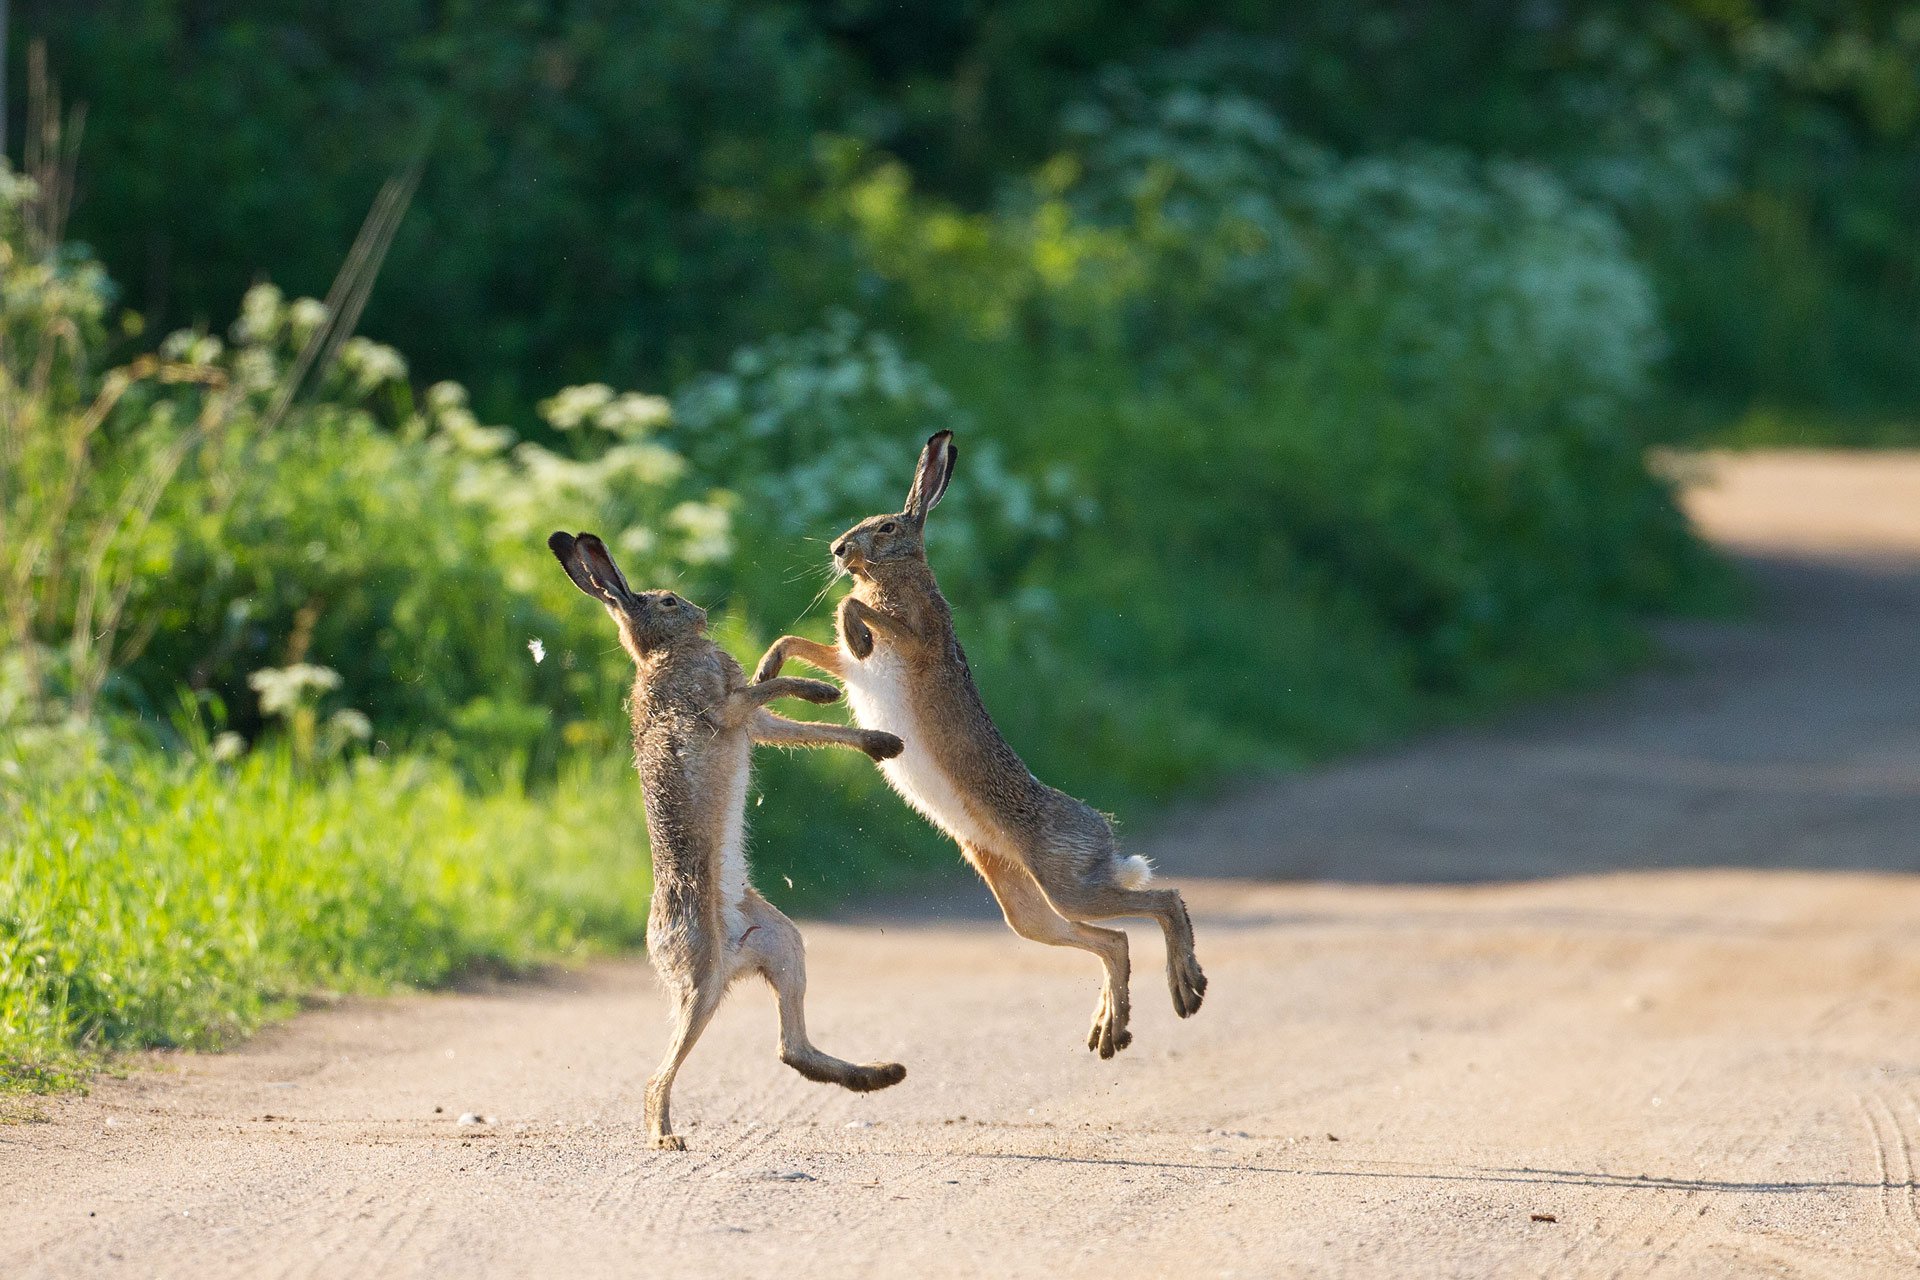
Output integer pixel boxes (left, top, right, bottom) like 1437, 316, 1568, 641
1116, 854, 1154, 890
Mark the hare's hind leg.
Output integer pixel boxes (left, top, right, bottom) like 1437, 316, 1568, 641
1044, 871, 1206, 1020
646, 977, 725, 1151
738, 892, 906, 1092
973, 850, 1133, 1058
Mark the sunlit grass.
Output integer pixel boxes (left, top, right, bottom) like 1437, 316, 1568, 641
0, 735, 652, 1092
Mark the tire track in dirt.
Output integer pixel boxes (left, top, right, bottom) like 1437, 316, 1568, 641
1857, 1086, 1920, 1269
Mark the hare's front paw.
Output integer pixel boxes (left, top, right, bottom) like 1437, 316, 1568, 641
864, 731, 904, 762
844, 618, 874, 659
791, 678, 842, 704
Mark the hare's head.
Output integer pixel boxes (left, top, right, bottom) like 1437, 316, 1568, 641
548, 531, 707, 660
831, 430, 956, 581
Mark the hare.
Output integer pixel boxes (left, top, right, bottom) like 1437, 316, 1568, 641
752, 432, 1205, 1059
549, 531, 907, 1150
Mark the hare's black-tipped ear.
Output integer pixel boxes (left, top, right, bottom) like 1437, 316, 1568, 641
904, 429, 957, 520
549, 531, 603, 600
549, 530, 631, 605
572, 532, 636, 604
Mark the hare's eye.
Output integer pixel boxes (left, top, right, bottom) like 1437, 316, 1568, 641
661, 596, 677, 608
879, 521, 897, 534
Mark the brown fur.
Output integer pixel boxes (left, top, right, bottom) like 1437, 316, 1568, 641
550, 531, 906, 1150
752, 433, 1205, 1058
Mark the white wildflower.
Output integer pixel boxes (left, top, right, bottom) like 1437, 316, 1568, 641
601, 442, 687, 489
594, 391, 673, 438
326, 708, 372, 742
668, 500, 733, 565
232, 282, 285, 344
232, 347, 279, 394
539, 383, 614, 431
426, 380, 469, 416
247, 664, 342, 717
337, 336, 408, 393
287, 297, 330, 343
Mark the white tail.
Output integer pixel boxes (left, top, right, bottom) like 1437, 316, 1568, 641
1116, 854, 1154, 890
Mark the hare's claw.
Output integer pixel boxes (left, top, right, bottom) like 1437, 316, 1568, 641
1170, 953, 1207, 1018
1087, 988, 1132, 1059
847, 1061, 908, 1091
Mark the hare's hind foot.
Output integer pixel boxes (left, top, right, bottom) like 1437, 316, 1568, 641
738, 893, 906, 1094
1086, 985, 1133, 1059
1046, 877, 1206, 1020
782, 1048, 907, 1092
1170, 950, 1207, 1019
650, 1132, 687, 1151
843, 1059, 908, 1092
1163, 891, 1206, 1018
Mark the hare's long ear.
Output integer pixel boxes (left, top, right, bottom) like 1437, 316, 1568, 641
548, 530, 635, 606
573, 533, 638, 604
904, 430, 957, 521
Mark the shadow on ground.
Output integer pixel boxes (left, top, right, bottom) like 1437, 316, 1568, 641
1129, 550, 1920, 884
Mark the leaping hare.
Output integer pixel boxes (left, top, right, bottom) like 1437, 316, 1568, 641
752, 433, 1206, 1059
550, 531, 907, 1150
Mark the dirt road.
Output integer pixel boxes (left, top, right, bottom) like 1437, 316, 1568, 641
8, 451, 1920, 1278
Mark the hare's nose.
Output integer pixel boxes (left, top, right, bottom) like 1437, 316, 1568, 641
831, 540, 848, 558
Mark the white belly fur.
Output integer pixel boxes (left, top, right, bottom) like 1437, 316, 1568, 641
841, 647, 998, 853
717, 750, 751, 941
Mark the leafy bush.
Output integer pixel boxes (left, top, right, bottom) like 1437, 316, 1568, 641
787, 88, 1720, 806
0, 171, 730, 764
25, 3, 1920, 427
670, 310, 1086, 600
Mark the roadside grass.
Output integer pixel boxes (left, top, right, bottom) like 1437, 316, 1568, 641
0, 735, 655, 1093
1705, 408, 1920, 450
0, 723, 951, 1095
1663, 399, 1920, 450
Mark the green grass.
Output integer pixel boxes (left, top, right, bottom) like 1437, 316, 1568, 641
0, 724, 951, 1094
0, 734, 657, 1091
1693, 405, 1920, 450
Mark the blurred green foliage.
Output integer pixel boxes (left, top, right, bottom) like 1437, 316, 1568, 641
19, 1, 1920, 428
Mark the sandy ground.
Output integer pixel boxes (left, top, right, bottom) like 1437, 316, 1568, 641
7, 450, 1920, 1279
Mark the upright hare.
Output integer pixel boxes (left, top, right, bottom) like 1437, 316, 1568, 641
550, 531, 907, 1150
752, 433, 1206, 1058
